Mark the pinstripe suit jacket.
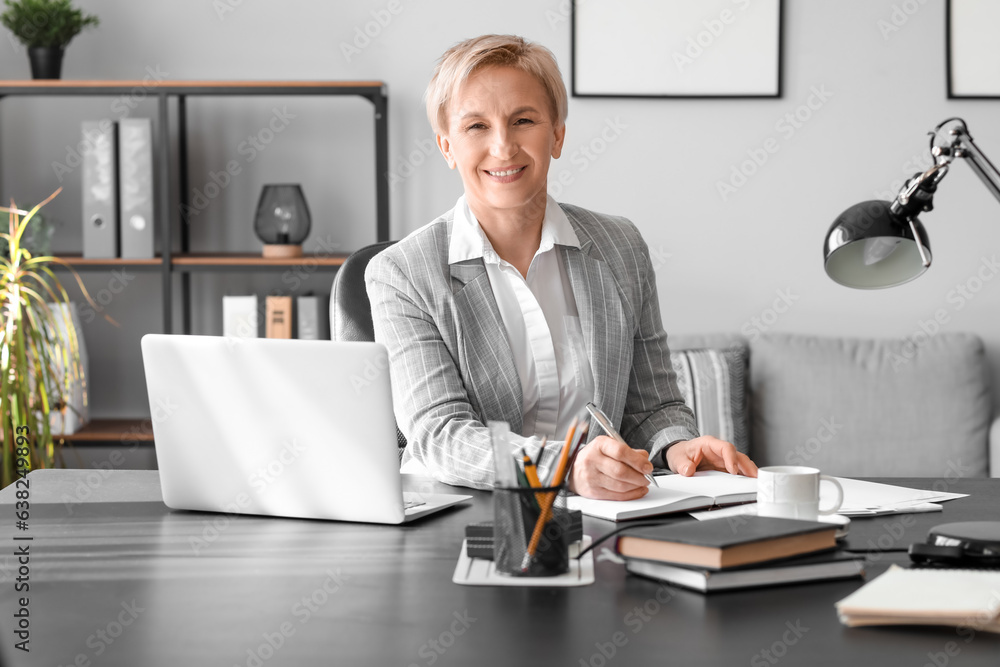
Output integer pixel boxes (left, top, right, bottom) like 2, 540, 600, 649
364, 202, 698, 490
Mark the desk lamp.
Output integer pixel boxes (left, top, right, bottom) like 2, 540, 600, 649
254, 184, 311, 258
824, 118, 1000, 289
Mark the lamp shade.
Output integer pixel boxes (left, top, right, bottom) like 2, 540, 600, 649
823, 200, 932, 289
254, 184, 311, 257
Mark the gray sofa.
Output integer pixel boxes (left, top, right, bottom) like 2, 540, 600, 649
669, 332, 997, 479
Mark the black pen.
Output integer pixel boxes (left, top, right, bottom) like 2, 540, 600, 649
585, 402, 658, 488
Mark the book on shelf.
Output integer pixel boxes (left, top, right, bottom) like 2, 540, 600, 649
835, 565, 1000, 633
615, 515, 838, 570
265, 296, 293, 339
296, 294, 329, 340
223, 295, 258, 338
624, 549, 864, 593
567, 471, 757, 521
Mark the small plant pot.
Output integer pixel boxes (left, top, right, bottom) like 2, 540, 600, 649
28, 47, 64, 79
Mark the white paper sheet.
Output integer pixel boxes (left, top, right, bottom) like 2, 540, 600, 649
821, 477, 966, 513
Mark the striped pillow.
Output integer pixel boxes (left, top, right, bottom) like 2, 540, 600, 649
670, 346, 750, 455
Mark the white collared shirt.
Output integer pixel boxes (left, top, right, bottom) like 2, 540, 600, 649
449, 195, 595, 439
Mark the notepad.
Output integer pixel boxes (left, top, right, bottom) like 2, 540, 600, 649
566, 471, 757, 521
835, 565, 1000, 633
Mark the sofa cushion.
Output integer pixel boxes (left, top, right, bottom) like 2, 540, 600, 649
750, 332, 990, 477
669, 346, 750, 455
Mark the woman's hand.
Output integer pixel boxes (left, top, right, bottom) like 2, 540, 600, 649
568, 436, 654, 500
664, 436, 758, 478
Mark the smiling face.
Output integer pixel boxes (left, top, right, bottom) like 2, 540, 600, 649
437, 66, 566, 224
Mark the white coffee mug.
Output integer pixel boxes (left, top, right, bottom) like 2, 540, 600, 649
756, 466, 843, 520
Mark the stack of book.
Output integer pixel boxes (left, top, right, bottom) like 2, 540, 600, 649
616, 515, 864, 593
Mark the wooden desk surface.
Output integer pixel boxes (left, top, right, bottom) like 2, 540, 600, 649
1, 471, 998, 667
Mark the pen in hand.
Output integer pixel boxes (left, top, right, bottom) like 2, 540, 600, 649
584, 402, 658, 488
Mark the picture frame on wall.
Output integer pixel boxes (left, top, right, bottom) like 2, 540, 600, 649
947, 0, 1000, 98
571, 0, 783, 99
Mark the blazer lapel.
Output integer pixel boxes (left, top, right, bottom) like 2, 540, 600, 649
560, 242, 630, 437
450, 260, 523, 434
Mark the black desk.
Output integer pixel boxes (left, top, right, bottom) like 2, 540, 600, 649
1, 471, 998, 666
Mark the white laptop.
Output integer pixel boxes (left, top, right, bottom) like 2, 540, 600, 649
140, 334, 470, 524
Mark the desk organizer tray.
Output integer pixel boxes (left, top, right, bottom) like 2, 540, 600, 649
452, 536, 595, 587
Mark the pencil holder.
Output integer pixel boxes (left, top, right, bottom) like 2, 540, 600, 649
493, 486, 572, 577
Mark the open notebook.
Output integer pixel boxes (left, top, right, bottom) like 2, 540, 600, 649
567, 471, 757, 521
567, 472, 968, 522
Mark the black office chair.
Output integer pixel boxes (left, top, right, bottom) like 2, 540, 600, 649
330, 241, 408, 452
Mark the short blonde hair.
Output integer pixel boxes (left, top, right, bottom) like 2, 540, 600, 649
425, 34, 568, 134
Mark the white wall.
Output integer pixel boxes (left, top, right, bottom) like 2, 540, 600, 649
2, 0, 999, 421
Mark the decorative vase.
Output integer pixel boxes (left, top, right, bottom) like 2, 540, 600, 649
28, 47, 64, 79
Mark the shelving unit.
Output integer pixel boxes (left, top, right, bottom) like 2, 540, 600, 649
0, 80, 390, 445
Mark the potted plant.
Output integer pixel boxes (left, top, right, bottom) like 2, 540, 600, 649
0, 0, 99, 79
1, 189, 106, 488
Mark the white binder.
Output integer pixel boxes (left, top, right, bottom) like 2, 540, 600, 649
81, 120, 119, 258
118, 118, 155, 259
223, 295, 259, 339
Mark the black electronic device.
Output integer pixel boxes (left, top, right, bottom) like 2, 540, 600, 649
908, 521, 1000, 568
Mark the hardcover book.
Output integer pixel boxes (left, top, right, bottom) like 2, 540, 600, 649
625, 549, 864, 593
616, 516, 837, 570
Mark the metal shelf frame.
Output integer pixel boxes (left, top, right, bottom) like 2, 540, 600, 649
0, 80, 390, 333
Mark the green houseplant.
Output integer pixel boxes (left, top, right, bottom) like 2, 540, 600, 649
0, 0, 99, 79
0, 189, 105, 488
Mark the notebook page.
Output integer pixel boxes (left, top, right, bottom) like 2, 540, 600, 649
567, 485, 712, 521
654, 470, 758, 500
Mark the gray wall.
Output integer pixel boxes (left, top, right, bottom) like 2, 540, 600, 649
2, 0, 999, 433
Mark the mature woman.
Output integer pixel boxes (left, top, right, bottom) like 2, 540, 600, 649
366, 35, 757, 499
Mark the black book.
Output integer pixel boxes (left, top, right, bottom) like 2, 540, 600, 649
624, 549, 865, 593
615, 516, 838, 570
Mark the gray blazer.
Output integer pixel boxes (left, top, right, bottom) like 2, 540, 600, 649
365, 202, 698, 489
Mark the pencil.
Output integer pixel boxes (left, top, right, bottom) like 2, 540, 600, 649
523, 453, 543, 510
523, 420, 577, 570
565, 423, 588, 480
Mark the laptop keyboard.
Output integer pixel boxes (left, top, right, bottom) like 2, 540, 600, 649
402, 492, 426, 511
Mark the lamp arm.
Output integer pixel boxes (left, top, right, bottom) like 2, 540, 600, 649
932, 118, 1000, 206
956, 135, 1000, 204
890, 162, 948, 220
